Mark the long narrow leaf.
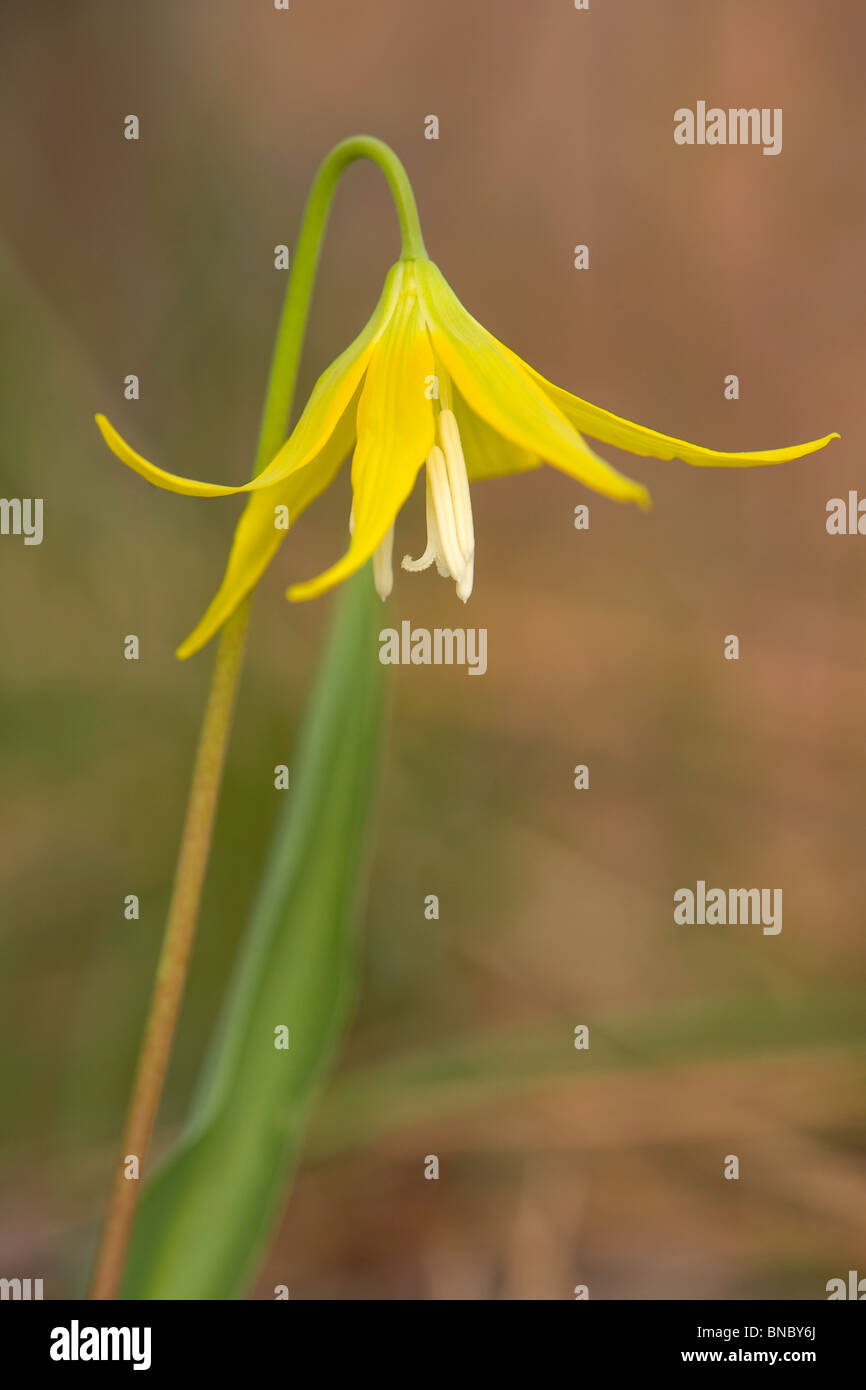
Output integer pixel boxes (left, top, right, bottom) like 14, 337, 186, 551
122, 571, 386, 1298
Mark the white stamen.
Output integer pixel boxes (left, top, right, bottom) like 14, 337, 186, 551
372, 525, 394, 600
427, 444, 467, 583
456, 550, 474, 603
426, 473, 451, 578
438, 409, 475, 568
402, 471, 439, 573
400, 406, 475, 600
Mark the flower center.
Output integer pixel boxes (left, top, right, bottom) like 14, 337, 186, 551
398, 406, 475, 602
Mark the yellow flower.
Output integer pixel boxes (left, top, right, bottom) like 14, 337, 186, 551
96, 256, 838, 658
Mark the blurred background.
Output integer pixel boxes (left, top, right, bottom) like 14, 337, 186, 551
1, 0, 864, 1299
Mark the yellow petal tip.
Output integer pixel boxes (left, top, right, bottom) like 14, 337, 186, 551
175, 627, 210, 660
800, 431, 840, 453
175, 623, 212, 660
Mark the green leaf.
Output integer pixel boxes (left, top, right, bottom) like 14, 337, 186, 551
122, 571, 386, 1299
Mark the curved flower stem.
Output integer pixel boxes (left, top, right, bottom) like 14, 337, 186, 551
256, 137, 426, 465
88, 137, 422, 1300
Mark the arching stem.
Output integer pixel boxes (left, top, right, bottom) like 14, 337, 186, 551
88, 137, 423, 1299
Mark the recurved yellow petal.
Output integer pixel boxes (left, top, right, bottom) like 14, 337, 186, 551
96, 264, 402, 503
95, 414, 247, 498
416, 260, 650, 507
176, 390, 360, 658
288, 290, 435, 601
515, 357, 839, 468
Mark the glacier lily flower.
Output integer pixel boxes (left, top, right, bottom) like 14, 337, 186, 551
96, 256, 837, 658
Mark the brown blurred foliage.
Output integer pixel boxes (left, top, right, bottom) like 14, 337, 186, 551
0, 0, 864, 1299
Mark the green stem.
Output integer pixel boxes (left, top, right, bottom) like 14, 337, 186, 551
255, 136, 426, 474
88, 137, 422, 1299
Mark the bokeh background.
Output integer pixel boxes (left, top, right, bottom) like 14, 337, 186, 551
1, 0, 864, 1299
